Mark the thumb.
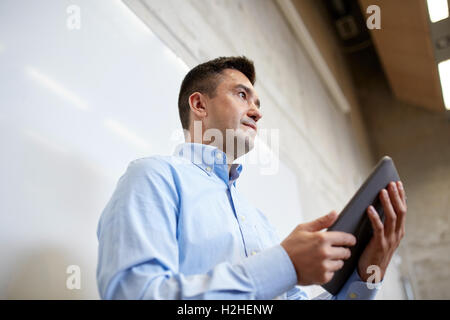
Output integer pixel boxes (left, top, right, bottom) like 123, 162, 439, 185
297, 210, 338, 232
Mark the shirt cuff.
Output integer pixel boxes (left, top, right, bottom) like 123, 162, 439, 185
335, 268, 383, 300
242, 244, 297, 299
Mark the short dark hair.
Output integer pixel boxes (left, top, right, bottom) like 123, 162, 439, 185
177, 56, 256, 130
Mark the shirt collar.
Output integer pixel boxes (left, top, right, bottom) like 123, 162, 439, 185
173, 142, 243, 185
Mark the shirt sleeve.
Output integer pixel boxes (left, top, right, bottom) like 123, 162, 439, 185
286, 265, 383, 300
96, 158, 297, 299
332, 267, 383, 300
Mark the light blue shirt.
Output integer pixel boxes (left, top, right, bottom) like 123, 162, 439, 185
96, 142, 381, 299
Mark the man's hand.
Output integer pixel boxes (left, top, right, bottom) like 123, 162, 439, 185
357, 180, 407, 282
281, 211, 356, 286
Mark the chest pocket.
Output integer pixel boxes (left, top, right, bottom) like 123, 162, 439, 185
233, 193, 279, 250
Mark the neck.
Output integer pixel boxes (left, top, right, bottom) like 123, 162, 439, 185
185, 138, 235, 175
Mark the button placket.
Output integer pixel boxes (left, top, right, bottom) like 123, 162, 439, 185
226, 185, 248, 257
229, 187, 261, 257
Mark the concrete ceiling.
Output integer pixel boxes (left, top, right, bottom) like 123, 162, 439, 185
358, 0, 445, 112
288, 0, 446, 113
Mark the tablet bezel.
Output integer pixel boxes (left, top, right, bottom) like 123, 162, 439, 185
321, 156, 401, 295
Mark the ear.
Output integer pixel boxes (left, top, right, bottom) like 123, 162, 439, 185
188, 92, 208, 120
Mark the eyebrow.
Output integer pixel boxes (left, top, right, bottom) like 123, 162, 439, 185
234, 84, 261, 108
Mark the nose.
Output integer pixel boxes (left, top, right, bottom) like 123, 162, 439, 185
248, 103, 262, 123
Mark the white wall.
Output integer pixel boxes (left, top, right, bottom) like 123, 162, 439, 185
0, 0, 306, 299
0, 0, 185, 299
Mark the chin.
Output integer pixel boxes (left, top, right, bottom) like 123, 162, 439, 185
234, 131, 255, 157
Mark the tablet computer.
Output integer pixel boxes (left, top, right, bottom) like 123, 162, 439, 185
321, 156, 401, 295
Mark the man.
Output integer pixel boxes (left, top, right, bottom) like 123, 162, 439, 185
96, 56, 407, 299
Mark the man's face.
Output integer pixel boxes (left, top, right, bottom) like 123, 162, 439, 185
202, 69, 262, 158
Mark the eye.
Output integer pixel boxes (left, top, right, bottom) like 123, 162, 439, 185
238, 91, 246, 99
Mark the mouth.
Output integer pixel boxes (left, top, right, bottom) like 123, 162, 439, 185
242, 122, 257, 132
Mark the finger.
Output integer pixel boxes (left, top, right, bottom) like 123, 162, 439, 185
389, 182, 406, 216
299, 210, 338, 232
324, 271, 335, 284
327, 247, 352, 260
367, 205, 384, 238
325, 231, 357, 246
390, 182, 407, 234
326, 260, 345, 272
397, 181, 407, 207
381, 188, 396, 237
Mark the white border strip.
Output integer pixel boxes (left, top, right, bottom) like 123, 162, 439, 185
275, 0, 351, 113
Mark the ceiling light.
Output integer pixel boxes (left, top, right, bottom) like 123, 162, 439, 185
427, 0, 449, 23
438, 59, 450, 110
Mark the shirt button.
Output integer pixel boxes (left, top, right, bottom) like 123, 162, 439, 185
240, 215, 246, 221
349, 292, 357, 299
215, 153, 222, 160
251, 251, 257, 256
205, 166, 212, 172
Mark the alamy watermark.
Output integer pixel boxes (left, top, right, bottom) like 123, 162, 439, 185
170, 120, 280, 175
66, 264, 81, 290
365, 264, 382, 290
366, 5, 381, 30
66, 5, 81, 30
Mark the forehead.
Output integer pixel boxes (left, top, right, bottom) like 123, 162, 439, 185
218, 69, 255, 90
